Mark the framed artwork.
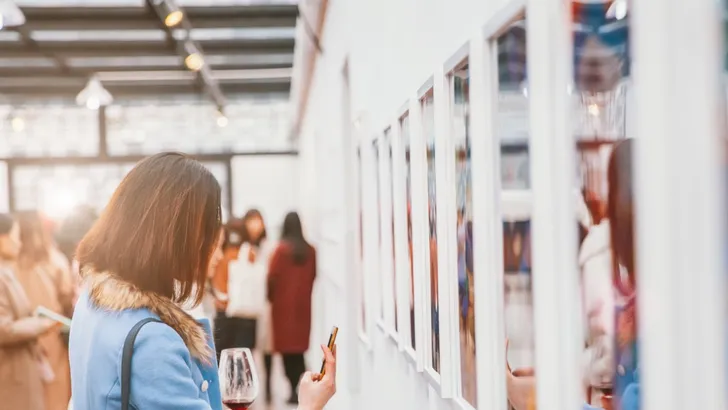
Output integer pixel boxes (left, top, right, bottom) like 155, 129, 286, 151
387, 129, 399, 334
448, 58, 477, 407
401, 112, 417, 354
372, 138, 385, 324
421, 88, 441, 376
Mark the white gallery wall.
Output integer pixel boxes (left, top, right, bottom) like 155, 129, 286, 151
230, 154, 300, 241
296, 0, 519, 409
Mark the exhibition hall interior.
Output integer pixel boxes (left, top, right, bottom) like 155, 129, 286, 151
0, 0, 725, 410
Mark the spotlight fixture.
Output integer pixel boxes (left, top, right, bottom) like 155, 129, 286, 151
152, 0, 183, 27
216, 109, 228, 128
185, 53, 205, 71
164, 9, 183, 27
76, 75, 113, 110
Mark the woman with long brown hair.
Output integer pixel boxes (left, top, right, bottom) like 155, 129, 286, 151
14, 211, 74, 410
68, 153, 336, 410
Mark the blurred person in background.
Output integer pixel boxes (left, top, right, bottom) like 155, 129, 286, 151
0, 213, 58, 410
214, 209, 275, 403
182, 228, 224, 323
15, 211, 74, 410
211, 219, 239, 357
268, 211, 317, 406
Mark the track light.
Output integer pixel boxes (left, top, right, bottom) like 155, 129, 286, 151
164, 9, 183, 27
185, 53, 204, 71
76, 75, 113, 110
216, 110, 228, 128
153, 0, 183, 27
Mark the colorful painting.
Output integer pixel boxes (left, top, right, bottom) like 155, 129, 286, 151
453, 69, 476, 406
402, 114, 416, 349
422, 93, 440, 372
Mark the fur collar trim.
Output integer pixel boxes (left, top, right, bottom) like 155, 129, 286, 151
84, 270, 212, 364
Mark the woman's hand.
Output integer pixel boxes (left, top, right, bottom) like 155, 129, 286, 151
298, 344, 337, 410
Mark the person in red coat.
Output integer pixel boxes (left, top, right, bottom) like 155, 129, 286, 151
268, 211, 316, 405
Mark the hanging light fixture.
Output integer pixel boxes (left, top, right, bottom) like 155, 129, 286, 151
0, 0, 25, 30
76, 76, 113, 110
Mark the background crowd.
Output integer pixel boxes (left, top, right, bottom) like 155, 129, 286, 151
0, 203, 316, 410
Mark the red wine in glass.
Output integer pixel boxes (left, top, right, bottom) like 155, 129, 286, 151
222, 399, 254, 410
219, 348, 259, 410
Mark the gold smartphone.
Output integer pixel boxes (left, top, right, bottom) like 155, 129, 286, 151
319, 326, 339, 376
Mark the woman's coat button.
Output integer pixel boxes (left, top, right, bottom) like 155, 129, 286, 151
201, 380, 209, 392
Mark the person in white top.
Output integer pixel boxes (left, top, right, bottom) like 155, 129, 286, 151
223, 209, 275, 404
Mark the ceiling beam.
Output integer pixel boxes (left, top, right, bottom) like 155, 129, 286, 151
0, 46, 294, 59
0, 62, 293, 77
0, 38, 296, 53
0, 81, 291, 99
21, 16, 297, 31
19, 5, 298, 19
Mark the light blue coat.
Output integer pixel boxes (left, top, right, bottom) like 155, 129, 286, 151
69, 291, 222, 410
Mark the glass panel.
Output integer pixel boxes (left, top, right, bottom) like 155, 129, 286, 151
401, 114, 416, 350
12, 161, 228, 220
498, 12, 536, 410
452, 63, 476, 406
572, 2, 632, 409
422, 90, 440, 372
386, 129, 398, 331
105, 98, 291, 155
0, 104, 99, 158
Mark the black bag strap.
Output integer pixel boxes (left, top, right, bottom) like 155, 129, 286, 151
121, 317, 162, 410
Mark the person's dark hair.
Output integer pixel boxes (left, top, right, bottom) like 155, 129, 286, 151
239, 208, 266, 247
0, 213, 15, 235
223, 217, 244, 249
281, 211, 310, 264
76, 153, 222, 305
606, 139, 635, 296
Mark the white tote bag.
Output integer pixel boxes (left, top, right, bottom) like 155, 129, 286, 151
225, 243, 268, 318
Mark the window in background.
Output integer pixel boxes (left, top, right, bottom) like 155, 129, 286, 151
0, 104, 98, 158
571, 1, 633, 409
401, 113, 416, 350
105, 96, 291, 155
421, 90, 440, 373
451, 61, 476, 407
12, 161, 228, 219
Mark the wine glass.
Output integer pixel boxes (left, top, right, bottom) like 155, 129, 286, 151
219, 348, 259, 410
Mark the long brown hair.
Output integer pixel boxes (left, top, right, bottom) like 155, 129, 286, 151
606, 139, 635, 296
76, 153, 222, 305
16, 210, 51, 270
